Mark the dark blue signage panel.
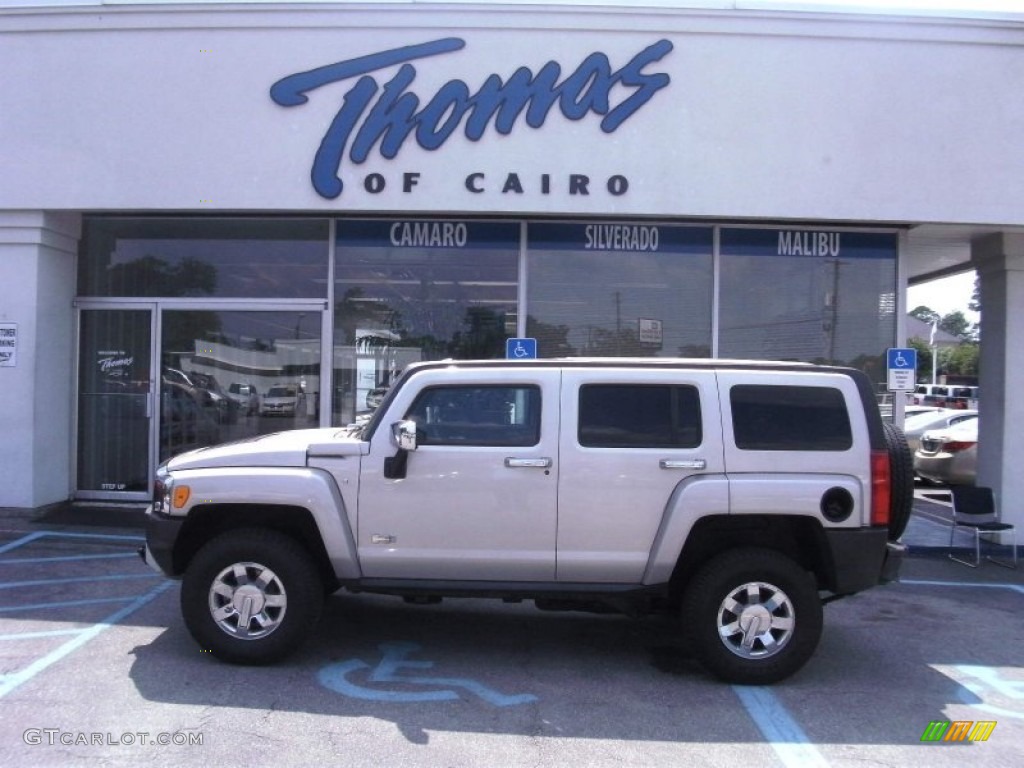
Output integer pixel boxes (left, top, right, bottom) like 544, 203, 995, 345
529, 222, 713, 254
720, 228, 897, 259
337, 219, 520, 249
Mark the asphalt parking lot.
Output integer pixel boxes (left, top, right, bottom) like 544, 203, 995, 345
0, 495, 1022, 767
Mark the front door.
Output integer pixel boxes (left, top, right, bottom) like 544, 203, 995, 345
356, 369, 559, 581
76, 307, 155, 500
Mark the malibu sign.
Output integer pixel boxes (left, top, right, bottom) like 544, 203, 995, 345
270, 37, 673, 199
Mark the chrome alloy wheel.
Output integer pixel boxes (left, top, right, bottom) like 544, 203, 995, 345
208, 562, 288, 640
716, 581, 796, 659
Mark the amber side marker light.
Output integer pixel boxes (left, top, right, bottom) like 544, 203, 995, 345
172, 486, 191, 509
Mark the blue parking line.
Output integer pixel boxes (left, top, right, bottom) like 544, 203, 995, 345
901, 579, 1024, 595
0, 596, 142, 614
28, 531, 145, 542
0, 573, 159, 590
0, 553, 138, 565
0, 532, 47, 555
0, 628, 88, 641
0, 580, 174, 700
733, 686, 829, 768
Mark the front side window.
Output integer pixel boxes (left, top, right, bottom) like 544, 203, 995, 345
578, 384, 702, 448
405, 385, 540, 447
731, 385, 852, 451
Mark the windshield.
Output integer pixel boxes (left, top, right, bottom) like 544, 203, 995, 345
267, 386, 295, 397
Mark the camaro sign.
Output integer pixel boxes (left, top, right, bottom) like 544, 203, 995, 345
270, 37, 673, 199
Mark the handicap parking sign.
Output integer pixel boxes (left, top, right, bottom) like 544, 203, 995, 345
506, 338, 537, 360
886, 347, 917, 392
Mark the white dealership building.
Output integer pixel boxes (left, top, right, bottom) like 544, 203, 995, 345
1, 1, 1022, 533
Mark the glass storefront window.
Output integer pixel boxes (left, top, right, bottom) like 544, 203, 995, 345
159, 310, 321, 462
79, 218, 329, 298
718, 229, 897, 382
333, 220, 520, 425
77, 309, 152, 493
526, 223, 714, 358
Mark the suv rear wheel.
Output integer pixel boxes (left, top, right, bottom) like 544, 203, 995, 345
683, 548, 822, 684
181, 528, 324, 664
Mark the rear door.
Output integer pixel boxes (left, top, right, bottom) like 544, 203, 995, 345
556, 367, 724, 582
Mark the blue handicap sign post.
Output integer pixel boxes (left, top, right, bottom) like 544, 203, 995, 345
506, 338, 537, 360
886, 347, 917, 392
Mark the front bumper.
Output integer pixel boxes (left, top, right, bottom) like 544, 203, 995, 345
141, 503, 184, 577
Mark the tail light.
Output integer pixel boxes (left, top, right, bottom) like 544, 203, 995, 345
943, 440, 977, 453
870, 449, 891, 527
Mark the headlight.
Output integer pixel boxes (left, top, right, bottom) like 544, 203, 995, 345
153, 473, 172, 516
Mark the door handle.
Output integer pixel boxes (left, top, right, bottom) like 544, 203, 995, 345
659, 459, 707, 470
504, 457, 553, 469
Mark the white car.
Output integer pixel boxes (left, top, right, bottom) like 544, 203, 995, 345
259, 384, 300, 416
914, 418, 979, 486
903, 408, 977, 455
227, 382, 259, 415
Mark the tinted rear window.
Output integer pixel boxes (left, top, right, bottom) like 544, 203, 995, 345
578, 384, 702, 448
731, 385, 852, 451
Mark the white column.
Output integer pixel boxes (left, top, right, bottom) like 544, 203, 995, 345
0, 211, 80, 511
971, 233, 1024, 537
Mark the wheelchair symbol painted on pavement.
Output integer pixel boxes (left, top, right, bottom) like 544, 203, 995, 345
317, 642, 537, 707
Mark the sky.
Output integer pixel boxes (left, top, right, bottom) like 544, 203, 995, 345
907, 271, 978, 321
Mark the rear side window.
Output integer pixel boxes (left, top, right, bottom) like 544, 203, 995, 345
405, 385, 541, 446
731, 385, 852, 451
578, 384, 702, 448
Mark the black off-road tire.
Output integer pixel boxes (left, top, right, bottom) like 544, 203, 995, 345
884, 421, 914, 542
682, 548, 823, 685
181, 528, 324, 664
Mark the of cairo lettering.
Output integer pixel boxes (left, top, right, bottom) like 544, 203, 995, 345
270, 38, 673, 199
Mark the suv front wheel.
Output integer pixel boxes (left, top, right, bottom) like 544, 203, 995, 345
181, 528, 324, 664
683, 548, 823, 685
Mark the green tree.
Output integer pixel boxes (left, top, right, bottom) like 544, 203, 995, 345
939, 310, 972, 342
908, 338, 933, 383
940, 343, 980, 378
910, 306, 940, 324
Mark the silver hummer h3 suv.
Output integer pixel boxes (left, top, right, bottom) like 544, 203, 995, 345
143, 358, 910, 684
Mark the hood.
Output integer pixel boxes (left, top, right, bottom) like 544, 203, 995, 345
166, 428, 365, 471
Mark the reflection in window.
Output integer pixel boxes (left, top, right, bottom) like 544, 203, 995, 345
159, 310, 321, 461
526, 223, 713, 358
718, 229, 897, 382
333, 220, 519, 426
79, 218, 329, 298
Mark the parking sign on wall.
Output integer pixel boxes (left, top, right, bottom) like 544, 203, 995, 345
887, 347, 917, 392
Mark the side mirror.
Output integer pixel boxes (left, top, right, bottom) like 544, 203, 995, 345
385, 420, 417, 480
391, 420, 419, 451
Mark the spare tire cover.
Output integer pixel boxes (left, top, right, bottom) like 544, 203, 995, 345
884, 422, 914, 541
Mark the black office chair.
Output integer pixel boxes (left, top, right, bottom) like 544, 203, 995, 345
948, 485, 1017, 569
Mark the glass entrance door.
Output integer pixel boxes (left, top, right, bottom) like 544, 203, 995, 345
76, 308, 154, 499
